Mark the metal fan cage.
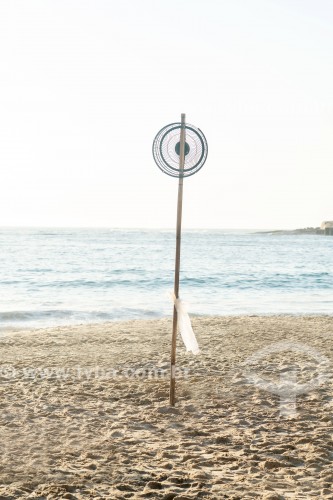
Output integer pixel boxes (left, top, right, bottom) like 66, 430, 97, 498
152, 122, 208, 177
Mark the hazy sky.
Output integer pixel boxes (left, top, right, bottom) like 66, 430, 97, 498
1, 0, 332, 229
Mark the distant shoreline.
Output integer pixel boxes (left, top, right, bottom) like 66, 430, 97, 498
255, 227, 325, 235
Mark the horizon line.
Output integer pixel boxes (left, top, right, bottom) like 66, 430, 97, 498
0, 225, 320, 231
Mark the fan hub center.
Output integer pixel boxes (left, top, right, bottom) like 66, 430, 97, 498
175, 141, 190, 156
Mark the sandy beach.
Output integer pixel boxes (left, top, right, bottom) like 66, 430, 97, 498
0, 315, 332, 499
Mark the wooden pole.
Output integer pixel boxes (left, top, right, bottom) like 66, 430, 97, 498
170, 113, 186, 406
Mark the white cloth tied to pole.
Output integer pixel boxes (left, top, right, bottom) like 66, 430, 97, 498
171, 293, 200, 355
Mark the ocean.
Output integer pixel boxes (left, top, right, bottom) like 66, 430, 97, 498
0, 227, 332, 330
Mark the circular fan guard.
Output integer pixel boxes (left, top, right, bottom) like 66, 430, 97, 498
152, 122, 208, 177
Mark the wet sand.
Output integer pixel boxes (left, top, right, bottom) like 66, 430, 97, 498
0, 316, 332, 499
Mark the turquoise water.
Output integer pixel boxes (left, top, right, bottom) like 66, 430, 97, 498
0, 228, 332, 329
